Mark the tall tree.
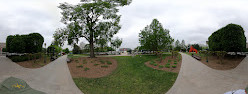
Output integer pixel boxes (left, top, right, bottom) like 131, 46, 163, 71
139, 19, 174, 53
181, 40, 186, 49
111, 37, 122, 51
55, 0, 131, 58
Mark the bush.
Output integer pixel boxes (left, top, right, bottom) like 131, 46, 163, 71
94, 64, 99, 66
100, 60, 105, 64
174, 63, 177, 64
168, 60, 171, 63
154, 64, 158, 66
172, 65, 177, 68
77, 65, 83, 68
165, 65, 170, 68
166, 63, 170, 65
149, 61, 155, 65
101, 65, 109, 68
208, 23, 246, 52
107, 61, 112, 65
84, 67, 90, 71
159, 65, 163, 68
8, 54, 42, 62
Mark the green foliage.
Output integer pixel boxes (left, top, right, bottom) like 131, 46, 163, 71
191, 44, 202, 50
106, 61, 112, 65
139, 19, 174, 52
100, 60, 105, 64
47, 45, 62, 53
2, 48, 7, 52
149, 61, 155, 65
172, 65, 176, 68
174, 63, 177, 64
208, 23, 246, 52
63, 48, 70, 54
94, 63, 99, 66
165, 65, 170, 68
55, 0, 131, 58
6, 33, 44, 53
101, 65, 109, 68
72, 44, 81, 54
77, 65, 84, 68
111, 37, 122, 51
154, 64, 158, 66
166, 63, 170, 65
8, 54, 42, 62
168, 60, 171, 63
84, 67, 90, 71
159, 65, 164, 68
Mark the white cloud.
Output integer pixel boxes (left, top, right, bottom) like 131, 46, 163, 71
0, 0, 248, 50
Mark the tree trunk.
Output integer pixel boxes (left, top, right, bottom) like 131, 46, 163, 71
89, 32, 95, 58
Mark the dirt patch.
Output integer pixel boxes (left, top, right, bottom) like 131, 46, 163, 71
198, 55, 245, 70
16, 57, 51, 68
145, 55, 182, 73
68, 57, 117, 78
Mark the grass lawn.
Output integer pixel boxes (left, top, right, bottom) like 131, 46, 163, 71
68, 54, 89, 59
73, 55, 178, 94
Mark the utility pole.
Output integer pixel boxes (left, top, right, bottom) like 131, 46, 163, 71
44, 43, 46, 63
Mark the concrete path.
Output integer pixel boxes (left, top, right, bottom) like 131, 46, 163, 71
0, 55, 83, 94
166, 53, 248, 94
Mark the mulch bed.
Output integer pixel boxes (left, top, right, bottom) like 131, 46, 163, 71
67, 57, 117, 78
145, 55, 182, 73
16, 57, 51, 68
198, 55, 245, 70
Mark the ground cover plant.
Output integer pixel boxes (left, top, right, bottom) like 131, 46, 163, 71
145, 53, 182, 73
68, 57, 118, 78
73, 55, 178, 94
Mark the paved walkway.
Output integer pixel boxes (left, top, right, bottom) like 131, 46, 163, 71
0, 55, 83, 94
166, 53, 248, 94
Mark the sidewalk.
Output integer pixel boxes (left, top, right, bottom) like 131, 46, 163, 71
166, 53, 248, 94
0, 55, 83, 94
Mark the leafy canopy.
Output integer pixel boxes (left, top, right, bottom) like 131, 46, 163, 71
139, 19, 174, 51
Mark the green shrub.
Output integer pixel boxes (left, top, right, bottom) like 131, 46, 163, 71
75, 60, 79, 63
83, 59, 87, 64
165, 65, 170, 68
172, 65, 177, 68
166, 63, 170, 65
100, 60, 105, 64
168, 60, 171, 63
94, 64, 99, 66
159, 65, 163, 68
149, 61, 155, 65
154, 64, 158, 66
101, 65, 109, 68
84, 67, 90, 71
77, 65, 83, 68
107, 61, 112, 65
174, 63, 177, 64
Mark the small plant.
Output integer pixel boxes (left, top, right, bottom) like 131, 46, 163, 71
174, 63, 177, 65
153, 63, 158, 66
159, 65, 163, 68
166, 63, 170, 65
77, 65, 83, 68
107, 61, 112, 65
100, 60, 105, 64
94, 64, 99, 66
168, 60, 171, 63
84, 67, 90, 71
91, 61, 93, 63
75, 60, 79, 63
101, 65, 109, 68
165, 65, 170, 68
149, 61, 155, 65
172, 65, 177, 68
83, 59, 87, 64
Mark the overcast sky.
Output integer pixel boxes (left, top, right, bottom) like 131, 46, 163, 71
0, 0, 248, 50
